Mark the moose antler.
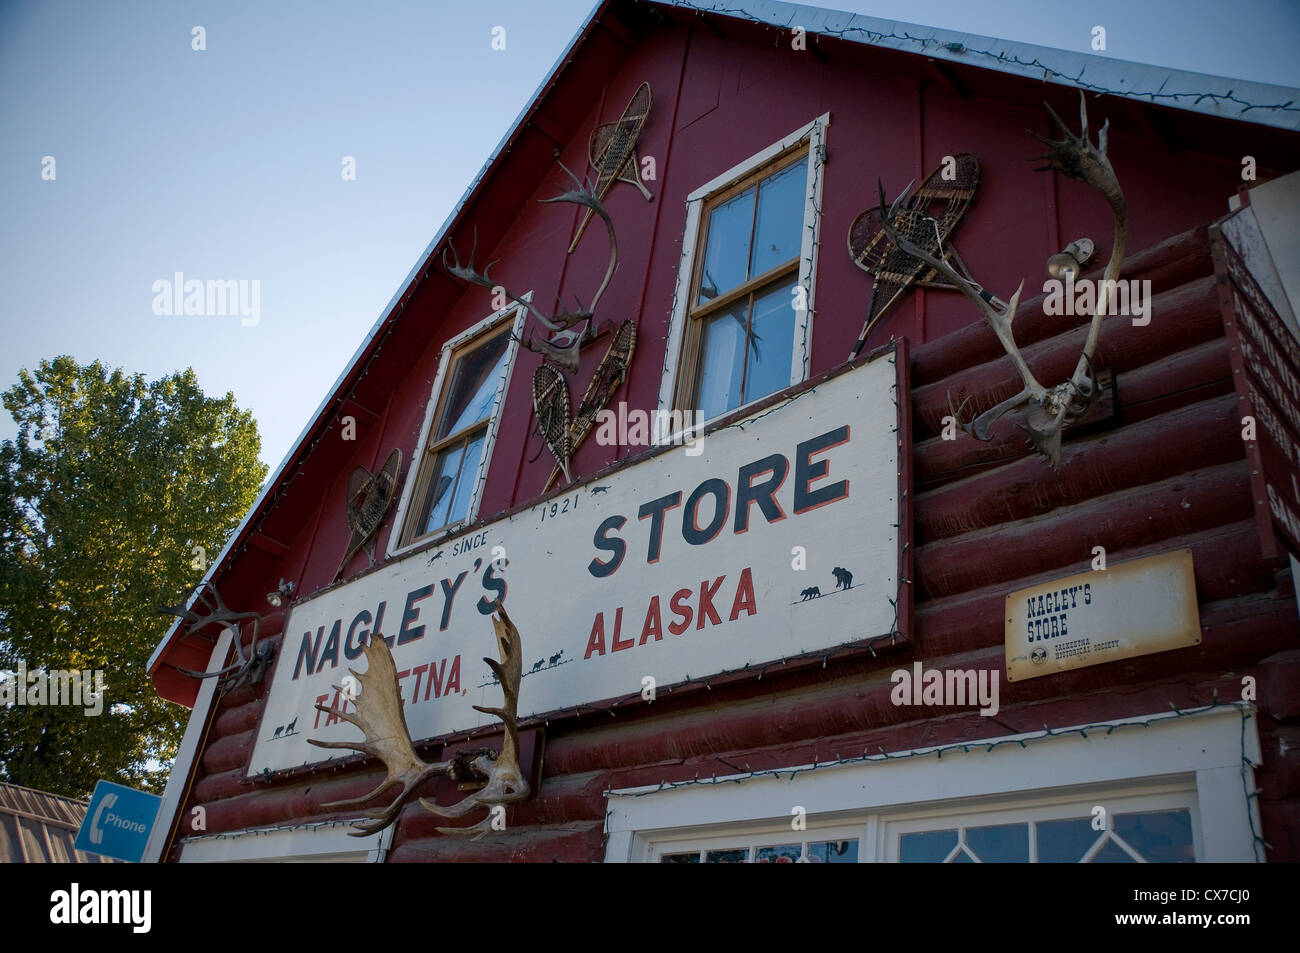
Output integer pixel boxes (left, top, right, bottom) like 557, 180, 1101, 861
880, 91, 1125, 466
443, 162, 619, 374
159, 581, 270, 693
418, 603, 528, 838
308, 603, 531, 840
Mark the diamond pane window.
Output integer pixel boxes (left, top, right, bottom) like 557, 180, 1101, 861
900, 809, 1195, 863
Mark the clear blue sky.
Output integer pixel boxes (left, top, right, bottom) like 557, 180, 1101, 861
3, 0, 1297, 475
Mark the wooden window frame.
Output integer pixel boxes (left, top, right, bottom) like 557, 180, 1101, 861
679, 147, 808, 416
655, 114, 828, 443
387, 300, 528, 558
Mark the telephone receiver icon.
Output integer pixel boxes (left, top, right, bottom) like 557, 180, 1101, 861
89, 793, 118, 845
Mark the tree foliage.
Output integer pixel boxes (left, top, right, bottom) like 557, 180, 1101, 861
0, 356, 267, 796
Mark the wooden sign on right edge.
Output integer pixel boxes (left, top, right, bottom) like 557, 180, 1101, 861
1005, 549, 1200, 682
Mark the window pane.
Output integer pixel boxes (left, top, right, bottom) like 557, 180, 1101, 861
1090, 838, 1137, 863
750, 157, 807, 276
695, 303, 747, 420
435, 330, 511, 441
966, 824, 1030, 862
755, 843, 802, 863
900, 829, 958, 862
1036, 817, 1099, 863
706, 849, 748, 863
419, 441, 466, 535
446, 431, 486, 525
1113, 810, 1194, 862
743, 280, 797, 403
807, 839, 858, 864
698, 187, 756, 305
660, 852, 700, 863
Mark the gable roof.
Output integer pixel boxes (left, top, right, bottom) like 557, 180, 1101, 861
148, 0, 1300, 698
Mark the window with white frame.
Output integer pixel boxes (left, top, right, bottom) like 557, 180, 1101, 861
645, 783, 1197, 863
884, 784, 1198, 863
657, 115, 827, 435
605, 705, 1260, 863
390, 303, 526, 552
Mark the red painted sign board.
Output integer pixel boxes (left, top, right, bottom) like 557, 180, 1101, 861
1212, 228, 1300, 560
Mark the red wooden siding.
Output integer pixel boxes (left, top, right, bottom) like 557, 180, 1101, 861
156, 2, 1300, 861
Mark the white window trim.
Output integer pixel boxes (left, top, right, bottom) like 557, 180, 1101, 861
650, 819, 866, 863
143, 627, 233, 863
644, 783, 1200, 863
178, 820, 393, 863
604, 704, 1261, 862
654, 113, 829, 442
387, 299, 529, 558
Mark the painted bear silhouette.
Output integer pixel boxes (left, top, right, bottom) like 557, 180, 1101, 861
531, 659, 545, 673
832, 567, 853, 590
548, 650, 563, 666
800, 586, 821, 601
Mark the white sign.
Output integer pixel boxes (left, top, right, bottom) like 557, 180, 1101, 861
250, 351, 903, 774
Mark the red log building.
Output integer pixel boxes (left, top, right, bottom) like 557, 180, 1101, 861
146, 0, 1300, 863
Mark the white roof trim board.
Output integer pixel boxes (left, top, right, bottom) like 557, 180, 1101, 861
666, 0, 1300, 131
148, 0, 1299, 676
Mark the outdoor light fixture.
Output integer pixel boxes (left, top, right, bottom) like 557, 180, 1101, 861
1046, 238, 1096, 281
266, 579, 295, 608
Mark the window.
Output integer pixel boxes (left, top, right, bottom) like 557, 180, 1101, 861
390, 303, 526, 553
657, 115, 827, 434
687, 151, 808, 421
604, 704, 1260, 862
885, 786, 1198, 863
656, 825, 862, 864
630, 785, 1197, 864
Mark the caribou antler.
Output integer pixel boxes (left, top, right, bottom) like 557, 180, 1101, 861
1023, 91, 1127, 464
442, 162, 619, 374
160, 581, 269, 693
878, 180, 1036, 437
881, 91, 1127, 466
308, 604, 531, 840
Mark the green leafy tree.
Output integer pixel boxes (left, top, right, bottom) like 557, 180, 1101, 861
0, 356, 267, 796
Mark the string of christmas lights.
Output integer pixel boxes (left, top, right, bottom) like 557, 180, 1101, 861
181, 818, 380, 843
671, 2, 1298, 118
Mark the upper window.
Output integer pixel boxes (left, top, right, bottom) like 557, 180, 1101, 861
392, 305, 524, 551
688, 151, 808, 421
658, 115, 827, 434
